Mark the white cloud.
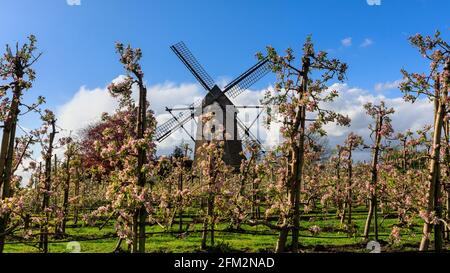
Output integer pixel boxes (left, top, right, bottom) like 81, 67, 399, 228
55, 78, 433, 162
55, 77, 280, 155
214, 76, 232, 89
232, 88, 283, 149
57, 86, 118, 134
374, 79, 403, 92
19, 80, 432, 185
16, 74, 435, 185
367, 0, 382, 6
57, 77, 205, 131
66, 0, 81, 6
360, 38, 374, 48
229, 83, 433, 159
321, 83, 433, 160
56, 77, 207, 155
154, 86, 280, 154
57, 75, 130, 134
341, 37, 352, 47
148, 82, 204, 114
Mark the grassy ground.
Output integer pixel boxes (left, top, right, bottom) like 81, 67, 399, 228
3, 208, 448, 253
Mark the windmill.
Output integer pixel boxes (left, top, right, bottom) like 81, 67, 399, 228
155, 42, 270, 168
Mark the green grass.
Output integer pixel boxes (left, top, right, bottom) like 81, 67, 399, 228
3, 208, 447, 253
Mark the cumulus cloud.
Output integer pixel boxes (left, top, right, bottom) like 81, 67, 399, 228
321, 83, 433, 160
341, 37, 352, 47
55, 76, 280, 155
16, 77, 435, 185
57, 86, 118, 133
232, 88, 283, 148
148, 82, 204, 114
230, 84, 432, 158
56, 77, 209, 155
374, 79, 403, 92
55, 77, 433, 162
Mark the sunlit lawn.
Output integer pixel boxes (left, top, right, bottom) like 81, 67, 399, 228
4, 207, 445, 253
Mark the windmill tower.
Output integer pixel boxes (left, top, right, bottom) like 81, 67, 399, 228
155, 42, 269, 168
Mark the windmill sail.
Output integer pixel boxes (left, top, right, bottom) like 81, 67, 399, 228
223, 57, 270, 99
157, 42, 215, 142
155, 95, 205, 142
155, 111, 194, 142
171, 42, 216, 91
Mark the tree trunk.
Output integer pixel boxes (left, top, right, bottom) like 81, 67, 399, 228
53, 155, 60, 238
290, 56, 309, 252
340, 203, 347, 225
201, 153, 217, 251
131, 211, 139, 253
134, 79, 147, 253
275, 225, 289, 253
290, 145, 301, 252
61, 152, 71, 235
0, 120, 17, 253
402, 140, 408, 171
178, 169, 183, 232
35, 162, 42, 214
347, 148, 353, 225
336, 149, 344, 222
419, 62, 448, 251
201, 209, 208, 250
251, 172, 260, 219
40, 119, 56, 253
0, 87, 21, 253
200, 190, 215, 251
113, 238, 123, 253
444, 121, 450, 241
364, 116, 382, 240
208, 184, 216, 247
73, 167, 80, 225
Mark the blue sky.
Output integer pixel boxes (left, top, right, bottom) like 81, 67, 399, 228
1, 0, 449, 157
1, 0, 448, 101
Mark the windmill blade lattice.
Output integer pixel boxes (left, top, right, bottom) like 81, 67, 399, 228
157, 41, 270, 157
155, 94, 207, 142
171, 42, 216, 91
223, 57, 270, 99
155, 110, 191, 142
